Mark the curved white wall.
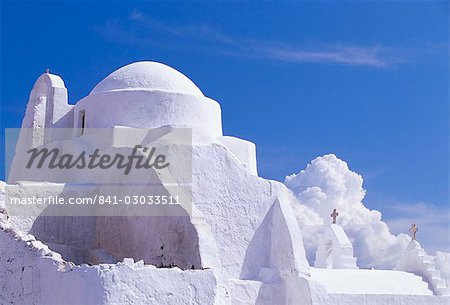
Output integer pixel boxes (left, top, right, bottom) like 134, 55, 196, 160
73, 90, 223, 138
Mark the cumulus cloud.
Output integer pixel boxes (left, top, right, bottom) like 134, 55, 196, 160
285, 154, 411, 269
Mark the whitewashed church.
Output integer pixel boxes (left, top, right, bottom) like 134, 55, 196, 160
1, 61, 449, 304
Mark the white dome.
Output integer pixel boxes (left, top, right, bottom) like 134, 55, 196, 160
90, 61, 204, 96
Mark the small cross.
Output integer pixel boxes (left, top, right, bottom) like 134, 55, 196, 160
330, 209, 339, 224
45, 68, 50, 74
409, 224, 418, 240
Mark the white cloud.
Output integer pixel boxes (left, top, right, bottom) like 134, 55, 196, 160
385, 202, 450, 254
258, 44, 390, 67
93, 10, 416, 68
285, 154, 416, 269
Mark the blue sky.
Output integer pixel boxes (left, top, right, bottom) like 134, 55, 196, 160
1, 2, 448, 249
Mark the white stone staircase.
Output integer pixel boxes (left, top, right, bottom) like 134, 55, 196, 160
395, 240, 449, 296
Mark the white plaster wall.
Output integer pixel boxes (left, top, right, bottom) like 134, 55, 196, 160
191, 143, 310, 280
0, 220, 104, 305
306, 268, 450, 305
9, 126, 193, 184
218, 136, 258, 176
73, 90, 223, 138
326, 294, 450, 305
9, 128, 310, 276
310, 268, 432, 295
3, 181, 214, 270
100, 260, 217, 304
229, 279, 262, 305
0, 222, 218, 305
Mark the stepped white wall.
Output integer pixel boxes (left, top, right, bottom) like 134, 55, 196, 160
396, 240, 449, 296
0, 219, 218, 305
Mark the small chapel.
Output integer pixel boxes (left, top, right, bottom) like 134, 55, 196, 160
0, 61, 448, 305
